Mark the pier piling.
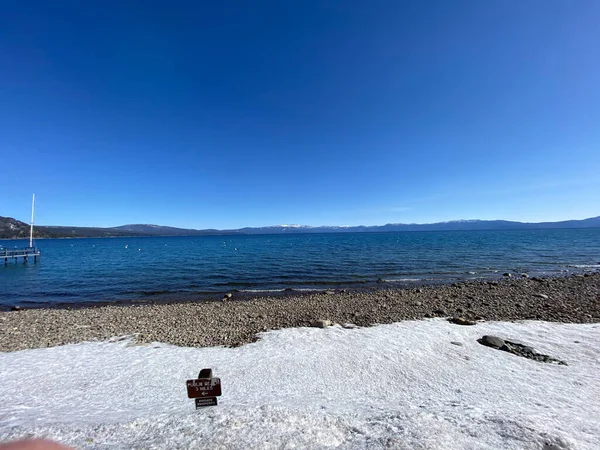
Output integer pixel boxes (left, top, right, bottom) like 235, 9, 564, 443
1, 248, 40, 265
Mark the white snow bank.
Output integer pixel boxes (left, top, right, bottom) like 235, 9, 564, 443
1, 319, 599, 450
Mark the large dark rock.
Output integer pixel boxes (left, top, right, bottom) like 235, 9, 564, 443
478, 335, 505, 348
311, 319, 331, 328
478, 335, 567, 365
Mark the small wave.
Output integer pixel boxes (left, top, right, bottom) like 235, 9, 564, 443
213, 282, 260, 287
261, 280, 370, 286
381, 278, 422, 282
239, 288, 286, 293
569, 264, 600, 268
33, 291, 73, 297
135, 290, 172, 296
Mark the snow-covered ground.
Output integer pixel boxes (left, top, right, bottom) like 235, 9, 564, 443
1, 319, 599, 449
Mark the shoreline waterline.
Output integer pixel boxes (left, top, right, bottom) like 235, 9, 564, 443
2, 266, 598, 312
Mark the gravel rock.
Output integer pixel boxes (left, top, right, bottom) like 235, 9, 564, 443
533, 293, 549, 299
311, 320, 332, 328
448, 317, 476, 326
0, 273, 598, 352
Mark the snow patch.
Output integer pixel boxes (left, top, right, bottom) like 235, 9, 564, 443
1, 320, 599, 449
275, 224, 311, 228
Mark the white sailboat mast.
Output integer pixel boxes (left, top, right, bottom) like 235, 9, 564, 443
29, 193, 35, 248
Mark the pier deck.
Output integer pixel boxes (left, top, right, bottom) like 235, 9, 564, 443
2, 247, 40, 263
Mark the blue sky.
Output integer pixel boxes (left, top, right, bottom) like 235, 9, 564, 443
1, 1, 599, 229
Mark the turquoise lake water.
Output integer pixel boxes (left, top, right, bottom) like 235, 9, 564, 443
1, 229, 599, 309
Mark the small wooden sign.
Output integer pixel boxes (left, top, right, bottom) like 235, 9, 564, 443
195, 397, 218, 408
187, 368, 222, 408
186, 377, 222, 398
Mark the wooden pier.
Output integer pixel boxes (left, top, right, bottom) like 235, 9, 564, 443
3, 194, 41, 265
2, 247, 40, 264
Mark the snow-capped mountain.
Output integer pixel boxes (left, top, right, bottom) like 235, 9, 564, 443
1, 216, 599, 239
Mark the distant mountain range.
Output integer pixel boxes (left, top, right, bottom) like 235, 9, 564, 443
1, 215, 600, 239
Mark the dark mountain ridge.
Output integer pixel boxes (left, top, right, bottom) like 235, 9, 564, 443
1, 216, 599, 239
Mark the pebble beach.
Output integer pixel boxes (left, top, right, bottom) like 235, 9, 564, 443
1, 273, 599, 353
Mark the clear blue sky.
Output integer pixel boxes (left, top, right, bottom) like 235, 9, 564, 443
1, 1, 599, 229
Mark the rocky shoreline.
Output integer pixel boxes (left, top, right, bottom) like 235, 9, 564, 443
1, 273, 599, 353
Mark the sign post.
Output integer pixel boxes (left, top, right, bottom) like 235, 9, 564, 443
186, 368, 222, 408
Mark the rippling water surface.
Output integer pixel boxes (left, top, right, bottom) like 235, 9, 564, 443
1, 229, 599, 308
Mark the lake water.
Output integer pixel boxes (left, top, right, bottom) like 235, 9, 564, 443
1, 229, 599, 309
